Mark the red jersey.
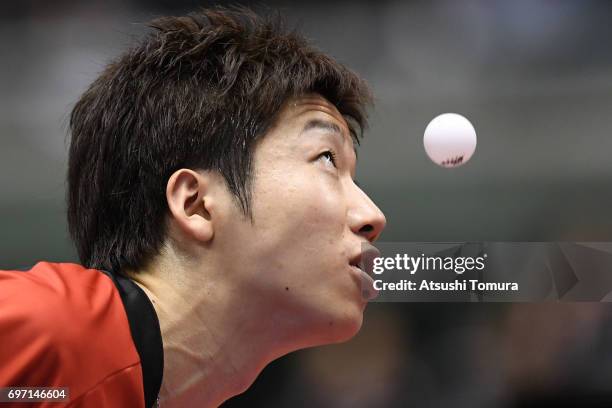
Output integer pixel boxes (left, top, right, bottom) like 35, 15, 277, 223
0, 262, 163, 407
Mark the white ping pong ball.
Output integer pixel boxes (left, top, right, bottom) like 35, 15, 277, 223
423, 113, 477, 168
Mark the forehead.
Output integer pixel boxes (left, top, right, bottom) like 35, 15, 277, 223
275, 94, 352, 136
255, 93, 359, 176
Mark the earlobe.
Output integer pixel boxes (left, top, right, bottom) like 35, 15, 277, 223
166, 169, 214, 243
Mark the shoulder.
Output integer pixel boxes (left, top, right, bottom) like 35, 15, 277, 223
0, 262, 142, 401
0, 262, 122, 348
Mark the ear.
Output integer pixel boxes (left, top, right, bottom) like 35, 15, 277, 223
166, 169, 214, 243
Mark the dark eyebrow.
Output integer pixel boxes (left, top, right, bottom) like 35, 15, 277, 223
301, 118, 344, 136
301, 118, 359, 159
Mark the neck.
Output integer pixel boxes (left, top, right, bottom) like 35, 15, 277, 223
128, 260, 290, 408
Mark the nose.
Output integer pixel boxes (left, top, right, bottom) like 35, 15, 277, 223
348, 183, 387, 242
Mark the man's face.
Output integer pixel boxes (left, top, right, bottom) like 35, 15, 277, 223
213, 94, 386, 346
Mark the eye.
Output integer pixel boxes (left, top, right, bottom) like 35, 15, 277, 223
318, 150, 338, 168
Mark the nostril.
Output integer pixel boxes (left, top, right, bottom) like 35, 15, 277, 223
359, 224, 373, 234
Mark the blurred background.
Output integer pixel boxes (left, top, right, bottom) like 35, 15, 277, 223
2, 0, 612, 406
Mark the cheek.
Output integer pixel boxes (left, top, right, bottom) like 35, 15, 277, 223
260, 173, 345, 239
247, 167, 348, 275
302, 182, 342, 225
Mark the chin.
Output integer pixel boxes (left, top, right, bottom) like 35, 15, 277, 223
315, 300, 366, 345
288, 286, 369, 349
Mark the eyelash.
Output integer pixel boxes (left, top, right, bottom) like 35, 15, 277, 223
319, 150, 338, 168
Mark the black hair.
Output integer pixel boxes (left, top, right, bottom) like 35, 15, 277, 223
67, 6, 373, 274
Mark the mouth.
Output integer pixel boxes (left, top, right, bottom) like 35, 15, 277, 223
349, 244, 381, 278
349, 244, 381, 300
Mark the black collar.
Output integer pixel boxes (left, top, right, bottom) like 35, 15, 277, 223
101, 270, 164, 408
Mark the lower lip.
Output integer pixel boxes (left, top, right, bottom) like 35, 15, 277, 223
350, 265, 379, 301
